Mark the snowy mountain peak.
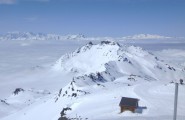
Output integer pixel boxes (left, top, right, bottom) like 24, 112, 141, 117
74, 41, 120, 54
53, 41, 184, 85
53, 41, 122, 74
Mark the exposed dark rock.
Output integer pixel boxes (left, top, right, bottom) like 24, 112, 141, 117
100, 41, 121, 46
88, 41, 93, 45
123, 57, 132, 64
58, 88, 62, 97
71, 87, 74, 91
166, 64, 176, 71
97, 83, 105, 87
58, 117, 68, 120
128, 77, 136, 81
71, 93, 77, 97
180, 79, 184, 85
0, 99, 9, 105
58, 107, 72, 120
13, 88, 24, 95
155, 56, 159, 61
101, 41, 112, 45
76, 90, 90, 95
70, 68, 78, 73
168, 66, 176, 71
156, 65, 162, 70
88, 72, 107, 83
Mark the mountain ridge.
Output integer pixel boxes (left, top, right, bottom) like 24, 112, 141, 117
53, 41, 184, 84
0, 32, 180, 41
0, 32, 85, 41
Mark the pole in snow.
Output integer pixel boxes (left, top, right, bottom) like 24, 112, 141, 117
173, 83, 178, 120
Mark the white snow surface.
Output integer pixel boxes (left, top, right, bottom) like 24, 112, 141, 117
0, 38, 185, 120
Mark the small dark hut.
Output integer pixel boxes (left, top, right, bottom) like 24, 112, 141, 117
119, 97, 139, 113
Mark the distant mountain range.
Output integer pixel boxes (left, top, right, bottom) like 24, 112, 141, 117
0, 32, 182, 41
0, 32, 86, 41
122, 34, 172, 40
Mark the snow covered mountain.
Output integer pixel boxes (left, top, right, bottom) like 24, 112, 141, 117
0, 32, 178, 41
0, 41, 185, 120
122, 34, 171, 40
0, 32, 85, 41
53, 41, 184, 83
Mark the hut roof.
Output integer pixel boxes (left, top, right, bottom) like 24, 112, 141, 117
119, 97, 139, 107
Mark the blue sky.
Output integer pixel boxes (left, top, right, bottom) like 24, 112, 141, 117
0, 0, 185, 37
